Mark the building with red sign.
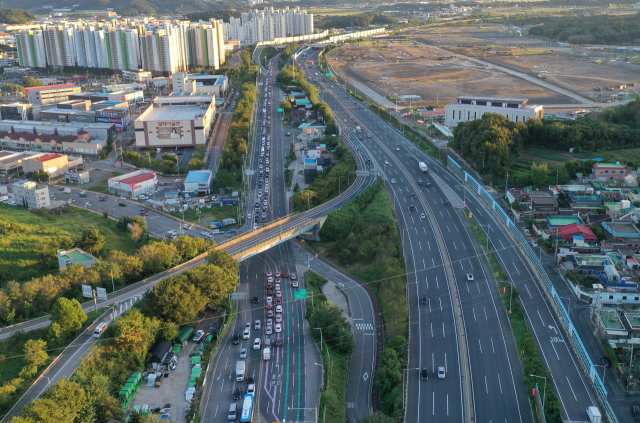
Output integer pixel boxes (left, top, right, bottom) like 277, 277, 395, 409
107, 169, 157, 197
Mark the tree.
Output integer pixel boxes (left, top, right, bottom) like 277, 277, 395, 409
108, 251, 143, 283
31, 170, 50, 182
49, 298, 87, 341
21, 380, 87, 423
173, 236, 210, 261
139, 243, 178, 273
279, 100, 292, 115
359, 412, 396, 423
24, 78, 44, 88
307, 301, 355, 354
531, 162, 548, 188
207, 248, 240, 273
0, 8, 37, 24
79, 227, 105, 255
23, 339, 48, 367
188, 158, 205, 170
186, 264, 238, 307
108, 309, 161, 367
145, 275, 207, 323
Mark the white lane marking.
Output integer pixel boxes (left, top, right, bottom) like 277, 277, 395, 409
566, 376, 578, 401
479, 339, 482, 354
537, 310, 545, 326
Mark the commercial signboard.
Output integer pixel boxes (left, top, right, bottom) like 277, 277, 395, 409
157, 122, 183, 140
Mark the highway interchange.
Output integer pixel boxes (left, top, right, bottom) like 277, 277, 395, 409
2, 43, 635, 423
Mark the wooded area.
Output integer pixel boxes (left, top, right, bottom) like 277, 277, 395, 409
527, 13, 640, 44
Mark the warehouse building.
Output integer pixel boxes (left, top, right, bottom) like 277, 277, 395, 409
444, 96, 544, 126
108, 169, 157, 197
12, 180, 50, 209
184, 170, 213, 195
25, 84, 82, 106
21, 153, 69, 177
0, 103, 33, 121
134, 94, 215, 149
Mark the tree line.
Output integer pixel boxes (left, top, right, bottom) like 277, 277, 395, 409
317, 13, 396, 30
10, 248, 239, 423
452, 100, 640, 180
0, 223, 212, 325
527, 13, 640, 45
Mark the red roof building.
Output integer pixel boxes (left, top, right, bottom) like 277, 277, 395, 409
557, 224, 598, 243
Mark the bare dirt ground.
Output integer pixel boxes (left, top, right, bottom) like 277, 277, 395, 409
329, 41, 571, 107
328, 26, 640, 107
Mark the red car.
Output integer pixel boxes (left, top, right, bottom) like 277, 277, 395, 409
282, 273, 289, 278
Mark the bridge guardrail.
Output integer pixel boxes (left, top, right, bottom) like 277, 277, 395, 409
446, 156, 616, 423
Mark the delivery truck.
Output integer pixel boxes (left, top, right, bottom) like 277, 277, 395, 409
419, 162, 428, 173
263, 347, 271, 360
222, 218, 236, 226
236, 361, 246, 382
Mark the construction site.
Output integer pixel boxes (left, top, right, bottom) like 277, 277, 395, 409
326, 26, 640, 108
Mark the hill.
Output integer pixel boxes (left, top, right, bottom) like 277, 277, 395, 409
0, 8, 36, 24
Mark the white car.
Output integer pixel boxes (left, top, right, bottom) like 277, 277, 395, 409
466, 274, 474, 281
132, 196, 139, 201
240, 348, 247, 358
85, 202, 92, 207
254, 320, 261, 330
531, 241, 539, 247
437, 366, 446, 379
174, 178, 182, 182
274, 323, 282, 333
253, 338, 261, 350
292, 280, 299, 288
275, 305, 283, 313
265, 326, 273, 335
243, 327, 250, 339
391, 179, 396, 184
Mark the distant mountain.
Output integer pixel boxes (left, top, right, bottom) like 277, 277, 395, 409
0, 8, 37, 24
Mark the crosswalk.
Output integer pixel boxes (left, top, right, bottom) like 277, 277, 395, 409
355, 322, 374, 331
430, 173, 464, 208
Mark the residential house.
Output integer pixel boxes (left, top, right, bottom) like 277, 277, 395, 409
511, 190, 559, 221
605, 200, 638, 221
592, 162, 628, 181
601, 221, 640, 250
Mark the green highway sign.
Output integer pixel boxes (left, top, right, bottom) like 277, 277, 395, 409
294, 289, 308, 300
327, 73, 332, 77
277, 108, 283, 112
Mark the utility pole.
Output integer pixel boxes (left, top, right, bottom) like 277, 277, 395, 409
481, 151, 485, 175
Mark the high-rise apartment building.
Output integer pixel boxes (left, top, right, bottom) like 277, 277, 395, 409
225, 7, 313, 45
15, 30, 47, 68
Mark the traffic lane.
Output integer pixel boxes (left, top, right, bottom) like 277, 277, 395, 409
467, 200, 595, 421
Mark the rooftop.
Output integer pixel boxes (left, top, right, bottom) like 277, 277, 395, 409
625, 311, 640, 329
24, 83, 77, 93
598, 309, 624, 330
185, 170, 211, 183
119, 172, 156, 185
547, 216, 583, 227
457, 96, 528, 104
594, 163, 627, 169
59, 248, 95, 264
140, 104, 211, 122
34, 153, 63, 162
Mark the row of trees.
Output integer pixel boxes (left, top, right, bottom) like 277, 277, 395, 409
12, 248, 239, 423
123, 150, 179, 175
293, 136, 356, 211
318, 13, 396, 30
0, 233, 212, 325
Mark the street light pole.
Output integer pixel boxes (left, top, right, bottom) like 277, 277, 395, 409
529, 374, 547, 415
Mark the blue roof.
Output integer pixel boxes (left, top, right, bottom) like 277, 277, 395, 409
185, 170, 212, 183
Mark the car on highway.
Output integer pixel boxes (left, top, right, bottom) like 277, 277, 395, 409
266, 325, 273, 335
275, 305, 283, 314
267, 309, 274, 318
275, 272, 281, 278
282, 273, 289, 278
254, 320, 261, 330
411, 193, 417, 199
275, 315, 283, 323
391, 179, 396, 184
437, 366, 446, 379
426, 182, 432, 188
233, 387, 243, 400
240, 348, 247, 359
85, 202, 93, 207
417, 179, 423, 185
253, 338, 261, 350
275, 297, 282, 305
275, 291, 282, 298
292, 280, 299, 288
421, 368, 429, 380
275, 323, 282, 333
420, 213, 426, 219
445, 201, 451, 206
531, 241, 539, 248
631, 405, 640, 422
466, 274, 474, 281
243, 327, 250, 340
421, 295, 428, 305
409, 205, 416, 212
600, 356, 611, 367
266, 271, 273, 277
384, 160, 390, 165
252, 296, 259, 304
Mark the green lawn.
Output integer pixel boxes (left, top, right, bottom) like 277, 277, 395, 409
0, 205, 138, 283
170, 204, 244, 228
87, 171, 123, 194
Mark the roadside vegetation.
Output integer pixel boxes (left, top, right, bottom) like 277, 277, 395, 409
311, 180, 407, 420
305, 271, 353, 423
279, 43, 299, 69
317, 13, 396, 30
123, 149, 181, 175
0, 204, 213, 325
9, 248, 240, 423
260, 46, 278, 68
526, 13, 640, 45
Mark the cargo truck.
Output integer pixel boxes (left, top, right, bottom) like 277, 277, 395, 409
235, 361, 246, 381
263, 347, 271, 360
586, 406, 601, 423
355, 126, 361, 132
222, 218, 237, 226
419, 162, 428, 173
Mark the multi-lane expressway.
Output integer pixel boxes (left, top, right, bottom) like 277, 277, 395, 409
298, 46, 617, 423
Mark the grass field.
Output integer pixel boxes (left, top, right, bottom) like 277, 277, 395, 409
0, 205, 138, 283
87, 171, 123, 194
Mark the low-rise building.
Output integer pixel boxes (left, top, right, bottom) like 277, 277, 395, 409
592, 162, 628, 181
184, 170, 213, 195
172, 73, 229, 97
12, 180, 50, 208
108, 169, 157, 197
25, 84, 82, 106
0, 103, 33, 121
512, 190, 558, 220
122, 70, 152, 82
57, 248, 97, 269
444, 96, 544, 126
65, 170, 90, 185
21, 153, 69, 177
605, 200, 638, 221
601, 221, 640, 250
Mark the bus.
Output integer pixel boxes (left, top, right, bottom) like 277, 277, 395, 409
240, 393, 254, 422
94, 322, 108, 338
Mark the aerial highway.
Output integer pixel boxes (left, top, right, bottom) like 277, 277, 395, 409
298, 48, 533, 423
298, 47, 614, 422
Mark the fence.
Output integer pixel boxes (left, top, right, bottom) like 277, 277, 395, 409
446, 156, 617, 423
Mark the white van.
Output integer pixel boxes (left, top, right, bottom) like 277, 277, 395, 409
228, 403, 237, 421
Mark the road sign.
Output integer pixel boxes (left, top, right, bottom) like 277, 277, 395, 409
327, 73, 332, 77
82, 285, 93, 299
96, 287, 107, 301
277, 108, 283, 112
294, 289, 307, 300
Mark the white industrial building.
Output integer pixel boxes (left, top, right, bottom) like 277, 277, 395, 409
12, 180, 50, 209
108, 169, 157, 197
172, 73, 229, 97
444, 96, 544, 126
184, 170, 213, 195
134, 94, 215, 149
